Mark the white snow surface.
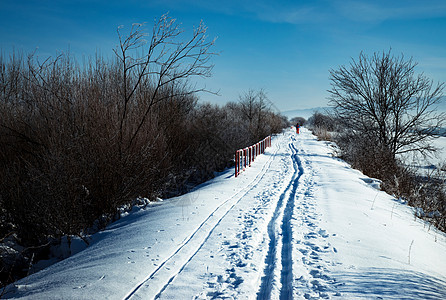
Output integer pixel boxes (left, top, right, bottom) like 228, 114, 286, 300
4, 128, 446, 299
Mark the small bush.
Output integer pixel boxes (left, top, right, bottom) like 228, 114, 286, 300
306, 112, 339, 141
409, 169, 446, 232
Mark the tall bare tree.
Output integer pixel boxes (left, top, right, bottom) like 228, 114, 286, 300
113, 14, 216, 153
329, 50, 445, 159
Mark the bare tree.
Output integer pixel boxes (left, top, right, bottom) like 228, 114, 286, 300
238, 89, 260, 126
238, 89, 271, 141
328, 50, 445, 159
113, 13, 216, 153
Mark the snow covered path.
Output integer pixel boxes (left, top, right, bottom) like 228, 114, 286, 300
4, 128, 446, 299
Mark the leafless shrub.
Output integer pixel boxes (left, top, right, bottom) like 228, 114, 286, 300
306, 112, 339, 141
290, 116, 306, 127
410, 168, 446, 232
308, 112, 337, 131
227, 89, 287, 145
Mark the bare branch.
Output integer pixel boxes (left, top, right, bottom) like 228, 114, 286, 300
112, 14, 216, 151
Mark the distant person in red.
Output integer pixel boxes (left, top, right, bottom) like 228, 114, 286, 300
296, 123, 300, 134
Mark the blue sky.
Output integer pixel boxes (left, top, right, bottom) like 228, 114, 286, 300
1, 0, 445, 111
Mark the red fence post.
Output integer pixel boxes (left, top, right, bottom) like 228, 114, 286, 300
235, 135, 272, 177
240, 149, 243, 171
248, 146, 252, 167
235, 150, 239, 177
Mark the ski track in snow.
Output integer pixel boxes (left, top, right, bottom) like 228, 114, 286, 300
257, 137, 301, 299
152, 130, 338, 299
148, 130, 302, 300
280, 141, 303, 299
291, 136, 339, 299
257, 133, 340, 300
123, 133, 284, 300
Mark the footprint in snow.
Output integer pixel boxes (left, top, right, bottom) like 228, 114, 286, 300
305, 232, 318, 239
318, 229, 329, 238
299, 248, 310, 255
